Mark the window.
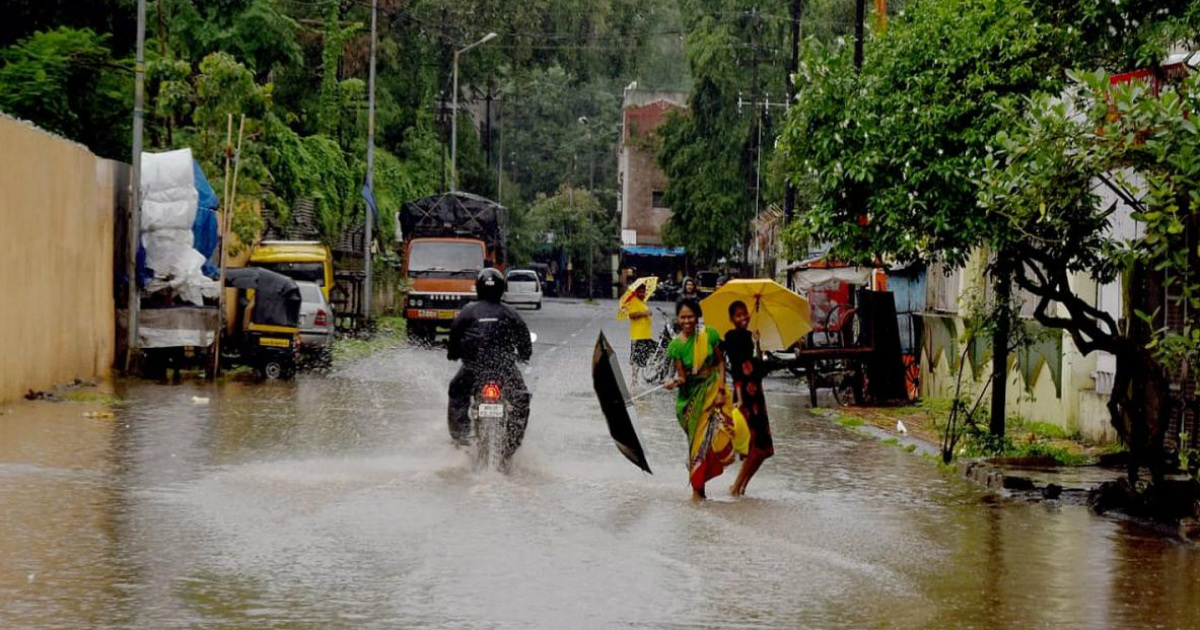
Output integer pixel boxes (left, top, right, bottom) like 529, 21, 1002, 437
255, 262, 325, 286
408, 241, 485, 276
652, 190, 667, 208
297, 282, 323, 302
507, 271, 538, 283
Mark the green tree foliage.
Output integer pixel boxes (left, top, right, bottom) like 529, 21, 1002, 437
0, 0, 137, 53
0, 27, 131, 159
0, 0, 679, 254
162, 0, 301, 77
526, 185, 615, 276
500, 66, 620, 202
317, 2, 360, 137
781, 0, 1066, 267
656, 1, 794, 265
981, 72, 1200, 481
781, 0, 1199, 476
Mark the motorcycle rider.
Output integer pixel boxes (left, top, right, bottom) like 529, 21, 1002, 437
446, 268, 533, 459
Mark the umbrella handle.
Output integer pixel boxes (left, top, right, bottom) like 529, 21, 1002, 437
630, 382, 668, 402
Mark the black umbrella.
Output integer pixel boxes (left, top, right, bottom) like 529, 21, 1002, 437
592, 332, 653, 474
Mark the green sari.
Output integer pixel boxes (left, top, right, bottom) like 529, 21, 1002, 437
667, 325, 739, 491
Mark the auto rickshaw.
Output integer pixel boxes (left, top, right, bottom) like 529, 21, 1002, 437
223, 267, 302, 379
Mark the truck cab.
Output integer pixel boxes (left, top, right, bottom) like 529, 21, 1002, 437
404, 237, 486, 339
399, 193, 508, 340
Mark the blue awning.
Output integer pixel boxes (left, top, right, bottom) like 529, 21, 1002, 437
621, 245, 685, 257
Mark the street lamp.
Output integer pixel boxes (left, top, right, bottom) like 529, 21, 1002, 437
451, 32, 498, 193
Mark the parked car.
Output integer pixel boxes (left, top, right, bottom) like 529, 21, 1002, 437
296, 281, 335, 365
503, 269, 543, 309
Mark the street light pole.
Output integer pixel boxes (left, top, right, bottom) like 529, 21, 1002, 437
125, 0, 147, 373
450, 32, 497, 192
364, 0, 377, 321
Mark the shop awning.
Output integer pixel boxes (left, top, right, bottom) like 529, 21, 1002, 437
621, 245, 685, 257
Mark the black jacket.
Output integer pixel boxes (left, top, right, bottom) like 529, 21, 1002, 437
447, 300, 533, 368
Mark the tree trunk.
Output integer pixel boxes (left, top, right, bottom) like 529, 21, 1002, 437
990, 255, 1012, 437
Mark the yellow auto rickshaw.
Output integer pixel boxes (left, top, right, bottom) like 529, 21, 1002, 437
223, 267, 303, 379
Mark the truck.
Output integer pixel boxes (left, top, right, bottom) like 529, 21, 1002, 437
399, 192, 508, 341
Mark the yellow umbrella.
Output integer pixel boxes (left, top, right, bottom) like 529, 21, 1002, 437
617, 276, 658, 320
700, 279, 811, 350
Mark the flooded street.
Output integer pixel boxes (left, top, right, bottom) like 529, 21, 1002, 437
2, 299, 1199, 630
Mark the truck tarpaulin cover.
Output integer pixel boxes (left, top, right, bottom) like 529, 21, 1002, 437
224, 267, 302, 329
399, 192, 509, 262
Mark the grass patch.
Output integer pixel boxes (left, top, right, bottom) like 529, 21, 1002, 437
1009, 418, 1076, 440
836, 414, 865, 428
881, 437, 900, 446
904, 443, 918, 453
332, 316, 408, 365
957, 429, 1094, 466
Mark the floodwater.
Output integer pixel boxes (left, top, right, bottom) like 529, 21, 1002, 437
2, 300, 1198, 630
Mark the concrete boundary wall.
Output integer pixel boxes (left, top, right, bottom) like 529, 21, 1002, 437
0, 115, 124, 402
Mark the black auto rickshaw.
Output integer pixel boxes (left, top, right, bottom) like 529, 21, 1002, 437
696, 270, 720, 297
223, 267, 302, 379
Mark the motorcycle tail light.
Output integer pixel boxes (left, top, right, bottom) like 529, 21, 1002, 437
480, 383, 502, 402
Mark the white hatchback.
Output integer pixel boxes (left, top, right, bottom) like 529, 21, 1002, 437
503, 269, 543, 310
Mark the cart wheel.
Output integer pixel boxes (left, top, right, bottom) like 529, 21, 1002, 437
903, 356, 921, 401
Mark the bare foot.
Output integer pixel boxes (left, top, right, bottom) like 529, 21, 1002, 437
691, 488, 706, 502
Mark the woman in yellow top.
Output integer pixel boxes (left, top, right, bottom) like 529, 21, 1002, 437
623, 283, 654, 383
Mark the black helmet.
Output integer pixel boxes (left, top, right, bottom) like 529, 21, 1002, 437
475, 268, 506, 302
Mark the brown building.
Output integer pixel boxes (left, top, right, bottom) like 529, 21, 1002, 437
618, 88, 687, 247
617, 88, 687, 288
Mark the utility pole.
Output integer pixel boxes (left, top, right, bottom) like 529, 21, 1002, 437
854, 0, 866, 69
496, 97, 503, 202
785, 0, 802, 222
451, 32, 498, 192
364, 0, 377, 321
484, 79, 495, 175
125, 0, 147, 373
439, 5, 449, 193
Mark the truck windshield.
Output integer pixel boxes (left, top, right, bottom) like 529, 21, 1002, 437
409, 241, 484, 276
255, 262, 325, 286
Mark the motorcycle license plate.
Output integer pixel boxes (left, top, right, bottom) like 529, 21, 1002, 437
477, 404, 505, 419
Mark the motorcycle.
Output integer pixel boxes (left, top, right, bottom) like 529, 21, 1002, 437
468, 332, 537, 471
657, 278, 680, 302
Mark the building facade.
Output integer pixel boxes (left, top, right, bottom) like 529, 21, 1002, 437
618, 88, 687, 247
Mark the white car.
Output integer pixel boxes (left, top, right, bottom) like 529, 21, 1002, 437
296, 281, 335, 364
503, 269, 543, 310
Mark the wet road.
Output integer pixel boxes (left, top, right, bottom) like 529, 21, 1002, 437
2, 299, 1199, 630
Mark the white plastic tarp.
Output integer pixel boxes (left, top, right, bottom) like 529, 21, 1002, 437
789, 266, 872, 291
140, 148, 219, 305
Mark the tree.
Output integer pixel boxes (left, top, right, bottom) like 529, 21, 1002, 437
981, 71, 1200, 483
657, 1, 795, 266
498, 65, 620, 203
0, 27, 131, 159
526, 186, 615, 292
780, 0, 1066, 433
782, 0, 1200, 471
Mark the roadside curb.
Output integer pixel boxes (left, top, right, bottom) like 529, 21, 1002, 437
813, 407, 1200, 542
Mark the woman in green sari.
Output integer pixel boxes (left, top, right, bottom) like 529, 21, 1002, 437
663, 297, 744, 499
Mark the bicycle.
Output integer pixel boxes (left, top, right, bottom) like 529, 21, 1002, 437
639, 308, 675, 385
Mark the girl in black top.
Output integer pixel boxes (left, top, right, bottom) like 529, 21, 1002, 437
724, 300, 774, 496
